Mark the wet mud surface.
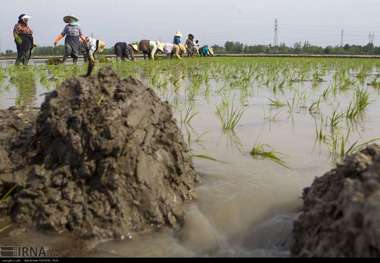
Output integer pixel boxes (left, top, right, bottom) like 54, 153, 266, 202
291, 144, 380, 257
0, 67, 198, 242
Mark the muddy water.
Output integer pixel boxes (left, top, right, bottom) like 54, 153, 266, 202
1, 60, 380, 257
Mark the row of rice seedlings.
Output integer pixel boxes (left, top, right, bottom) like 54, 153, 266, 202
7, 66, 37, 107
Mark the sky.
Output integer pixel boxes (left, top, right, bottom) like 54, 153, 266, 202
1, 0, 380, 51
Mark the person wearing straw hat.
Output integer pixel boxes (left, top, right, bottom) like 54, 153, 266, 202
171, 32, 186, 59
82, 36, 106, 77
13, 14, 35, 65
173, 31, 182, 45
54, 15, 85, 64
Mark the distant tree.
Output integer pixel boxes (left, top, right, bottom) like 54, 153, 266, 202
5, 50, 15, 55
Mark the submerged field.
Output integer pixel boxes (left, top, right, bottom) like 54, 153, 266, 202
1, 57, 380, 256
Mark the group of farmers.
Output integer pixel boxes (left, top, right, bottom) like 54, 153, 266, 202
13, 14, 214, 76
115, 33, 214, 61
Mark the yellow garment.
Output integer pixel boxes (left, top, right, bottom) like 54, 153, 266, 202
172, 44, 187, 59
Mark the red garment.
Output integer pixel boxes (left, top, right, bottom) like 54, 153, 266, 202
13, 22, 33, 35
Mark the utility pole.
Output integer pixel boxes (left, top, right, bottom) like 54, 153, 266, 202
369, 32, 375, 45
274, 19, 279, 47
340, 29, 344, 47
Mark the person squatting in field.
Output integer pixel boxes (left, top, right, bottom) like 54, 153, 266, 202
138, 40, 165, 60
83, 36, 106, 77
13, 14, 35, 65
114, 42, 138, 61
54, 15, 85, 64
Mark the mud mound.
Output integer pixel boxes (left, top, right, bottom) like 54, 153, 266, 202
6, 67, 198, 240
291, 144, 380, 257
0, 108, 36, 215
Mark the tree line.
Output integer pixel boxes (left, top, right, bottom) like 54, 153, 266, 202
212, 41, 380, 55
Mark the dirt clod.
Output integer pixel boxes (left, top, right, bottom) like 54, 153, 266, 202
291, 144, 380, 257
0, 67, 198, 240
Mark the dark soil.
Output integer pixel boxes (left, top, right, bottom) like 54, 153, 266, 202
291, 144, 380, 257
0, 107, 37, 215
0, 67, 199, 241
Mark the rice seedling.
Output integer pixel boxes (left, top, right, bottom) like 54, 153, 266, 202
268, 98, 286, 108
250, 143, 289, 168
314, 115, 327, 144
216, 99, 246, 132
308, 98, 321, 115
287, 96, 297, 113
180, 103, 198, 128
321, 87, 330, 100
329, 110, 345, 131
345, 137, 380, 157
345, 88, 370, 120
328, 130, 351, 161
368, 78, 380, 89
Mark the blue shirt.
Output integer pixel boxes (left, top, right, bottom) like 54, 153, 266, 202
173, 36, 181, 45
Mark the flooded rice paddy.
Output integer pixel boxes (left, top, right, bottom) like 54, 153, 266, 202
1, 57, 380, 256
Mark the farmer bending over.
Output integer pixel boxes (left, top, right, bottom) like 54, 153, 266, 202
83, 36, 106, 77
172, 44, 187, 59
114, 42, 138, 61
199, 45, 214, 57
138, 40, 164, 60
